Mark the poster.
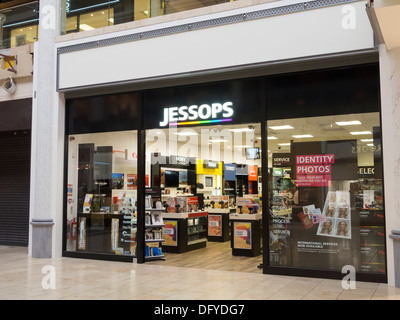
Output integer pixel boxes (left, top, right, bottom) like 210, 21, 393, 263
83, 194, 93, 213
208, 215, 222, 236
236, 197, 260, 214
210, 195, 229, 209
187, 196, 199, 211
162, 220, 178, 246
296, 154, 334, 187
112, 173, 124, 189
127, 174, 149, 189
233, 222, 251, 249
111, 218, 119, 250
78, 217, 86, 250
316, 191, 351, 239
285, 140, 358, 270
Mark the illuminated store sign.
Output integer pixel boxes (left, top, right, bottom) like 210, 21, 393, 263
159, 102, 234, 127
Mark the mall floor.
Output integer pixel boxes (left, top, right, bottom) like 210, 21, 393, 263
1, 244, 400, 300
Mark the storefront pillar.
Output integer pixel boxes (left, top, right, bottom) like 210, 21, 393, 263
379, 45, 400, 286
389, 230, 400, 287
29, 0, 65, 259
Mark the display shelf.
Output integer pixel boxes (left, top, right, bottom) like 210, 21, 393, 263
145, 255, 166, 260
144, 207, 165, 261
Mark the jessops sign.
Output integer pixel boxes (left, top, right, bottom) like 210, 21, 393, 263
159, 102, 234, 127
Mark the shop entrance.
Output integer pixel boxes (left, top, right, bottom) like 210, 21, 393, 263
144, 122, 264, 273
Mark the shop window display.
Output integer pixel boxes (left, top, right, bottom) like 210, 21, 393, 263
66, 131, 139, 257
267, 113, 385, 277
145, 123, 263, 255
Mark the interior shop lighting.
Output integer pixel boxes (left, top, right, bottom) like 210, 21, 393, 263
267, 136, 278, 140
278, 143, 291, 146
269, 125, 294, 130
335, 120, 361, 126
209, 139, 228, 143
367, 144, 374, 146
174, 132, 198, 136
234, 145, 252, 148
350, 131, 372, 135
292, 134, 313, 138
80, 24, 95, 31
168, 119, 232, 126
361, 139, 373, 142
229, 128, 253, 133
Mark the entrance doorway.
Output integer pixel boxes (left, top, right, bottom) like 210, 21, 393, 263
144, 122, 263, 273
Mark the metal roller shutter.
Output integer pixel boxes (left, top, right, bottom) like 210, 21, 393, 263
0, 131, 31, 246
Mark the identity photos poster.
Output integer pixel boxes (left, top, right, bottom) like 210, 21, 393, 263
289, 140, 358, 270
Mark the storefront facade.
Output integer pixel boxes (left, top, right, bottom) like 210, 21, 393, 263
28, 0, 400, 286
62, 61, 386, 282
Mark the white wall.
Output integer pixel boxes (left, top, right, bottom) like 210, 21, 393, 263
57, 0, 374, 90
379, 45, 400, 286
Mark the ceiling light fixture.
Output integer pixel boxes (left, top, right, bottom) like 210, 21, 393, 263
229, 128, 253, 133
174, 132, 198, 136
292, 134, 313, 138
350, 131, 372, 135
335, 120, 361, 126
269, 125, 294, 130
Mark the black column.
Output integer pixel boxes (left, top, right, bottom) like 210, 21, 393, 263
136, 93, 146, 263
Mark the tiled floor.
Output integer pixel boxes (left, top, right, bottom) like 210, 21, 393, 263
1, 245, 400, 300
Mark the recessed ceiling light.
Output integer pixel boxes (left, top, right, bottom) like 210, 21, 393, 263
174, 132, 198, 136
267, 136, 278, 140
269, 125, 294, 130
234, 145, 252, 148
229, 128, 253, 133
335, 120, 361, 126
367, 144, 374, 146
292, 134, 313, 138
361, 139, 373, 142
350, 131, 371, 135
278, 143, 291, 146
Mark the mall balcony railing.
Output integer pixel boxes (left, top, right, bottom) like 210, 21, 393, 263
62, 0, 235, 34
0, 0, 39, 50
